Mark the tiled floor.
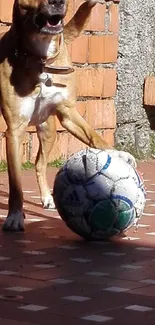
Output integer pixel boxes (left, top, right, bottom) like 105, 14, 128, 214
0, 161, 155, 324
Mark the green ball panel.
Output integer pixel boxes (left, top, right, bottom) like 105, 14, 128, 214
89, 200, 118, 231
114, 208, 135, 231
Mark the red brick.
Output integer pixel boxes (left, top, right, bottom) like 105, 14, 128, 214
52, 100, 116, 159
0, 127, 115, 163
88, 35, 118, 63
56, 101, 86, 131
109, 3, 119, 33
73, 1, 106, 31
86, 4, 106, 31
144, 76, 155, 106
76, 67, 117, 98
76, 101, 87, 118
86, 99, 116, 129
72, 35, 89, 63
0, 0, 13, 22
48, 130, 88, 161
35, 131, 68, 162
49, 132, 69, 160
36, 130, 69, 162
103, 129, 115, 146
0, 116, 6, 132
102, 69, 117, 98
67, 133, 87, 156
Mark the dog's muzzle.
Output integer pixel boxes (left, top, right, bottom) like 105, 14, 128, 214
35, 13, 64, 34
34, 0, 66, 35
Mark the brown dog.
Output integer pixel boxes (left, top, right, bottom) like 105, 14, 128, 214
0, 0, 135, 231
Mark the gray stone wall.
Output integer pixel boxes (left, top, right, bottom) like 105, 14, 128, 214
115, 0, 155, 158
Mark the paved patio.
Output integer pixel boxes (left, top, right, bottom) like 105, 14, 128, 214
0, 161, 155, 324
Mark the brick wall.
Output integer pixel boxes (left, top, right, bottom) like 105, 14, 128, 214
0, 0, 119, 162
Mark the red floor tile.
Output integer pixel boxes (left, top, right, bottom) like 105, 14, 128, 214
0, 162, 155, 324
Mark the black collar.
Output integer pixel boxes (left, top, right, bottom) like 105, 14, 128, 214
13, 37, 74, 75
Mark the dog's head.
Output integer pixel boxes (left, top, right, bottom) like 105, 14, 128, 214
13, 0, 67, 36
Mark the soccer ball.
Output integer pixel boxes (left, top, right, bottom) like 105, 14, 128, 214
53, 149, 146, 240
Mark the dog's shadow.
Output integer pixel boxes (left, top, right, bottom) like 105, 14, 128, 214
0, 189, 54, 220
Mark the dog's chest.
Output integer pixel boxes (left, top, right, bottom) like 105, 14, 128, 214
20, 72, 68, 126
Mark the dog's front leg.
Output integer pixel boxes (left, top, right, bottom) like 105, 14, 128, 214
3, 124, 27, 231
57, 102, 137, 167
56, 101, 112, 150
36, 116, 56, 209
64, 0, 103, 43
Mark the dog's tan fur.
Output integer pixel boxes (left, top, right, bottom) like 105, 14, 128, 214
0, 0, 135, 231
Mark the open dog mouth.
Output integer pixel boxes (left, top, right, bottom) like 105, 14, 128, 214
35, 13, 63, 34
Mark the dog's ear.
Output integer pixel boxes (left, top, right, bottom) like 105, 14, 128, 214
13, 0, 27, 22
18, 0, 38, 7
13, 0, 41, 22
12, 0, 32, 29
16, 0, 43, 9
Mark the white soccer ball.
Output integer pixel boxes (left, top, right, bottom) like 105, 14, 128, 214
53, 148, 146, 240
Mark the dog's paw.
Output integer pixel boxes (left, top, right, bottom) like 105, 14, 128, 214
3, 212, 25, 232
118, 151, 137, 168
42, 194, 56, 210
106, 149, 137, 168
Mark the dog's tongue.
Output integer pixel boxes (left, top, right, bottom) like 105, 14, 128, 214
46, 20, 61, 28
46, 21, 53, 27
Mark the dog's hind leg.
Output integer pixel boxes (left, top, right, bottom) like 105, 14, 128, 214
35, 116, 56, 209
